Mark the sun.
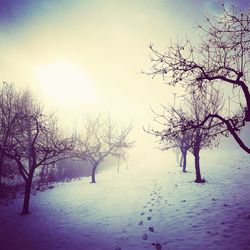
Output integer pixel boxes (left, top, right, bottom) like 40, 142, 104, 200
35, 61, 97, 104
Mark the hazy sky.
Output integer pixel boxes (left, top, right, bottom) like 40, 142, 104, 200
0, 0, 249, 160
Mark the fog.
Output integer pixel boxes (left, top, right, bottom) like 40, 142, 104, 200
2, 1, 250, 249
0, 0, 249, 171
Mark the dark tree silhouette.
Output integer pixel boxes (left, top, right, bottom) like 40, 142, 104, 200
147, 5, 250, 153
0, 83, 74, 214
77, 115, 133, 183
146, 86, 223, 183
177, 131, 192, 172
154, 130, 192, 172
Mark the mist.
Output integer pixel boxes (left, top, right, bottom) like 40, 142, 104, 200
1, 1, 250, 249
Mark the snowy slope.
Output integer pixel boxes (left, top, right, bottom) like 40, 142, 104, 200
0, 149, 250, 250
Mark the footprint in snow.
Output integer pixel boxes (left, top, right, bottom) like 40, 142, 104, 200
142, 234, 148, 240
152, 243, 162, 250
149, 226, 154, 232
138, 221, 143, 226
149, 209, 153, 212
147, 216, 152, 220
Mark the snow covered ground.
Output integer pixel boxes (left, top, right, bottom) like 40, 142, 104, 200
0, 149, 250, 250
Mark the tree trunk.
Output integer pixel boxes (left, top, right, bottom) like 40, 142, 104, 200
241, 82, 250, 121
40, 164, 46, 183
21, 175, 33, 215
91, 164, 98, 183
179, 153, 183, 168
194, 148, 205, 183
182, 151, 187, 172
245, 107, 250, 122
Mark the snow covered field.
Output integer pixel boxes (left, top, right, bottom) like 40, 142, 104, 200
1, 149, 250, 250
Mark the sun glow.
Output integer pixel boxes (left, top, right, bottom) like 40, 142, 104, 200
35, 61, 98, 104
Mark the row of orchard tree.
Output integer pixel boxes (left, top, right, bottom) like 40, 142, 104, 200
0, 82, 133, 214
146, 5, 250, 182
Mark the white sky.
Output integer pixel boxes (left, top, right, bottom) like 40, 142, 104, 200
0, 0, 248, 162
0, 1, 213, 120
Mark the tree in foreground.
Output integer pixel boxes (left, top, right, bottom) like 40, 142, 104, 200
147, 5, 250, 153
77, 115, 133, 183
147, 86, 224, 183
0, 82, 75, 214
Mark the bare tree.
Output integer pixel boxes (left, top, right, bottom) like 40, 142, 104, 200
176, 132, 193, 172
0, 83, 75, 214
0, 82, 21, 184
155, 130, 192, 172
146, 86, 223, 183
146, 5, 250, 153
77, 115, 133, 183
